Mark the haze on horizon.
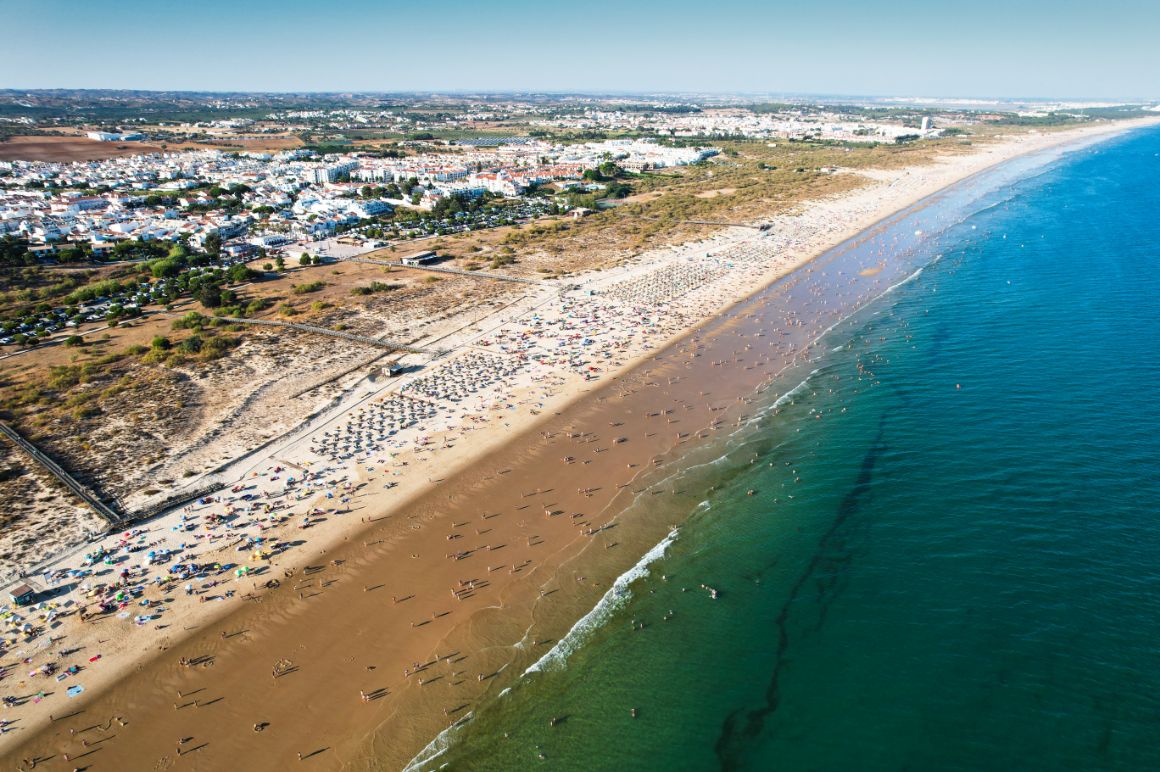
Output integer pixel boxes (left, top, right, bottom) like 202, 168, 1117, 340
3, 0, 1158, 100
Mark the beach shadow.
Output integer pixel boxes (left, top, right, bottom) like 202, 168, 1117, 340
50, 709, 84, 722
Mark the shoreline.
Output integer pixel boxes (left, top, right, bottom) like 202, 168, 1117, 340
2, 118, 1154, 770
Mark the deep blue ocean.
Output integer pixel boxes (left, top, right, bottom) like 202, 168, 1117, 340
414, 126, 1160, 771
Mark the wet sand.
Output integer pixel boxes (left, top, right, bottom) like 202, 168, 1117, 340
3, 120, 1153, 772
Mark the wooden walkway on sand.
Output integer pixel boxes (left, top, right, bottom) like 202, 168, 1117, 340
223, 317, 440, 355
348, 256, 541, 285
0, 420, 125, 527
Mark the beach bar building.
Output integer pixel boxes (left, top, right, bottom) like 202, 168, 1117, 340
9, 584, 37, 606
400, 250, 437, 267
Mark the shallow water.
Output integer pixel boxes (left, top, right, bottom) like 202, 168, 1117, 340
415, 126, 1160, 771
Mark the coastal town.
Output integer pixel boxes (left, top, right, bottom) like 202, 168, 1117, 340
0, 86, 1156, 770
0, 137, 720, 343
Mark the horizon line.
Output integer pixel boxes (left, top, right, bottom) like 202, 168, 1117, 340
1, 87, 1157, 104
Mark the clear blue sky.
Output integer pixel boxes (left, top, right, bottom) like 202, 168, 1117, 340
3, 0, 1157, 99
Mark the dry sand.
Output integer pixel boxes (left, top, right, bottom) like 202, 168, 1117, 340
0, 119, 1152, 771
0, 136, 165, 163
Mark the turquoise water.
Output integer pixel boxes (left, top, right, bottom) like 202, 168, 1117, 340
419, 127, 1160, 771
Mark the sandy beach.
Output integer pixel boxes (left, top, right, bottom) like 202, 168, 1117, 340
1, 118, 1152, 771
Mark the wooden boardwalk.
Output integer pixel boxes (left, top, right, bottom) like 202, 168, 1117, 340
0, 421, 125, 527
224, 317, 439, 355
348, 256, 540, 285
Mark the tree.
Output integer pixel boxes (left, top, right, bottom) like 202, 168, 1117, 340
275, 256, 286, 271
203, 231, 222, 257
195, 282, 225, 308
311, 255, 323, 265
58, 247, 88, 263
262, 262, 273, 271
299, 253, 312, 266
227, 263, 256, 283
598, 161, 624, 179
151, 257, 183, 278
605, 182, 632, 199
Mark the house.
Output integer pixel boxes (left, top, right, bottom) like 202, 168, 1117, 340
347, 199, 392, 218
223, 243, 256, 259
250, 234, 292, 248
26, 244, 59, 258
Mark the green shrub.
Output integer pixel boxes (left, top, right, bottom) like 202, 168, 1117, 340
291, 281, 326, 295
244, 298, 271, 316
172, 311, 208, 330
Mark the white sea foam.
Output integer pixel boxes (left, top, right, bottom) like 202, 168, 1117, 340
405, 526, 682, 771
523, 527, 680, 676
742, 368, 820, 429
884, 265, 925, 295
403, 719, 461, 772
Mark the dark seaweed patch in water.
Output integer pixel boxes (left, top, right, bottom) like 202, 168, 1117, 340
715, 412, 891, 770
